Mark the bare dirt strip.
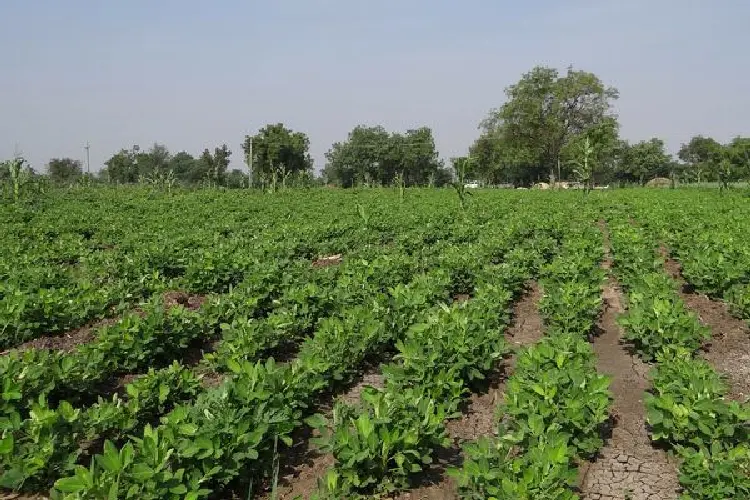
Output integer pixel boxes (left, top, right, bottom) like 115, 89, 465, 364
265, 369, 385, 500
661, 247, 750, 402
391, 283, 544, 500
580, 224, 679, 500
7, 291, 206, 354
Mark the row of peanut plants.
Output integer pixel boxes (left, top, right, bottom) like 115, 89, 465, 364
452, 222, 612, 499
607, 218, 750, 499
306, 235, 552, 498
47, 223, 545, 499
1, 211, 514, 493
4, 203, 552, 497
623, 190, 750, 323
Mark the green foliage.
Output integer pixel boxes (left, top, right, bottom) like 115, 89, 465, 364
503, 333, 611, 457
618, 288, 710, 360
243, 123, 312, 188
618, 137, 673, 185
309, 388, 450, 495
324, 125, 446, 187
47, 158, 83, 184
474, 65, 619, 186
645, 353, 749, 448
677, 442, 750, 500
451, 431, 579, 500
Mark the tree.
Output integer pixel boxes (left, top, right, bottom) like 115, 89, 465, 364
324, 125, 443, 187
619, 138, 672, 185
103, 147, 139, 183
47, 158, 82, 183
560, 117, 620, 186
197, 144, 231, 186
243, 124, 312, 187
476, 65, 619, 186
678, 136, 723, 182
225, 169, 249, 188
135, 143, 171, 178
169, 152, 199, 184
725, 136, 750, 181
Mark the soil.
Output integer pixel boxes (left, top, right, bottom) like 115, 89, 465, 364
199, 370, 226, 389
11, 317, 118, 353
311, 254, 343, 268
659, 246, 750, 402
580, 224, 679, 500
452, 293, 471, 303
0, 493, 48, 500
163, 291, 206, 311
262, 369, 385, 500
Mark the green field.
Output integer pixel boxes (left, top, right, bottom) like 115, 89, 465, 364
1, 188, 749, 499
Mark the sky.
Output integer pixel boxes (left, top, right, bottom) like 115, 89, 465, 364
2, 0, 749, 174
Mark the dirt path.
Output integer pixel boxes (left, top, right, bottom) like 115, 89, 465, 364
581, 225, 679, 500
661, 248, 750, 401
392, 283, 544, 500
265, 370, 385, 500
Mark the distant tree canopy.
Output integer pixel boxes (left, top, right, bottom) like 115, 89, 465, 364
469, 65, 620, 186
23, 64, 750, 191
322, 125, 451, 187
101, 143, 233, 186
615, 138, 673, 185
47, 158, 83, 183
677, 135, 750, 184
243, 123, 313, 187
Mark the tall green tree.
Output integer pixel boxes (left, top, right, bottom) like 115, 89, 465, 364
725, 136, 750, 181
47, 158, 82, 183
618, 138, 672, 185
324, 125, 443, 187
197, 144, 231, 186
103, 147, 139, 183
243, 124, 312, 186
169, 152, 199, 183
135, 143, 171, 178
475, 65, 619, 186
678, 136, 723, 182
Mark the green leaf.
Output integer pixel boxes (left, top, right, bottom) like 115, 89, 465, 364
54, 476, 87, 493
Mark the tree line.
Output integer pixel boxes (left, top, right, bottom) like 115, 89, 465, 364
4, 65, 749, 189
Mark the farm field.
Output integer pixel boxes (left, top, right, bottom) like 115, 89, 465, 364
1, 188, 749, 499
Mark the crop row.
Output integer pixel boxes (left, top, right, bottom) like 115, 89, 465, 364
1, 188, 498, 349
47, 234, 536, 499
5, 210, 560, 497
307, 241, 545, 498
607, 218, 750, 499
623, 191, 750, 323
453, 223, 612, 499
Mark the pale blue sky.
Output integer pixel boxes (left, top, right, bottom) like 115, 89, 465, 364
2, 1, 749, 173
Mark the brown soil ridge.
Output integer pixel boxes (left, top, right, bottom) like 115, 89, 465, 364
660, 246, 750, 402
391, 283, 545, 500
580, 224, 679, 500
659, 245, 750, 401
262, 370, 385, 500
8, 316, 119, 353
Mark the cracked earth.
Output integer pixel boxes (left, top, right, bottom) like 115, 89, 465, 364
582, 225, 680, 500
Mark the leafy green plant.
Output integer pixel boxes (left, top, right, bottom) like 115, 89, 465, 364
502, 333, 612, 457
645, 353, 749, 448
308, 388, 450, 496
677, 442, 750, 500
450, 431, 579, 500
